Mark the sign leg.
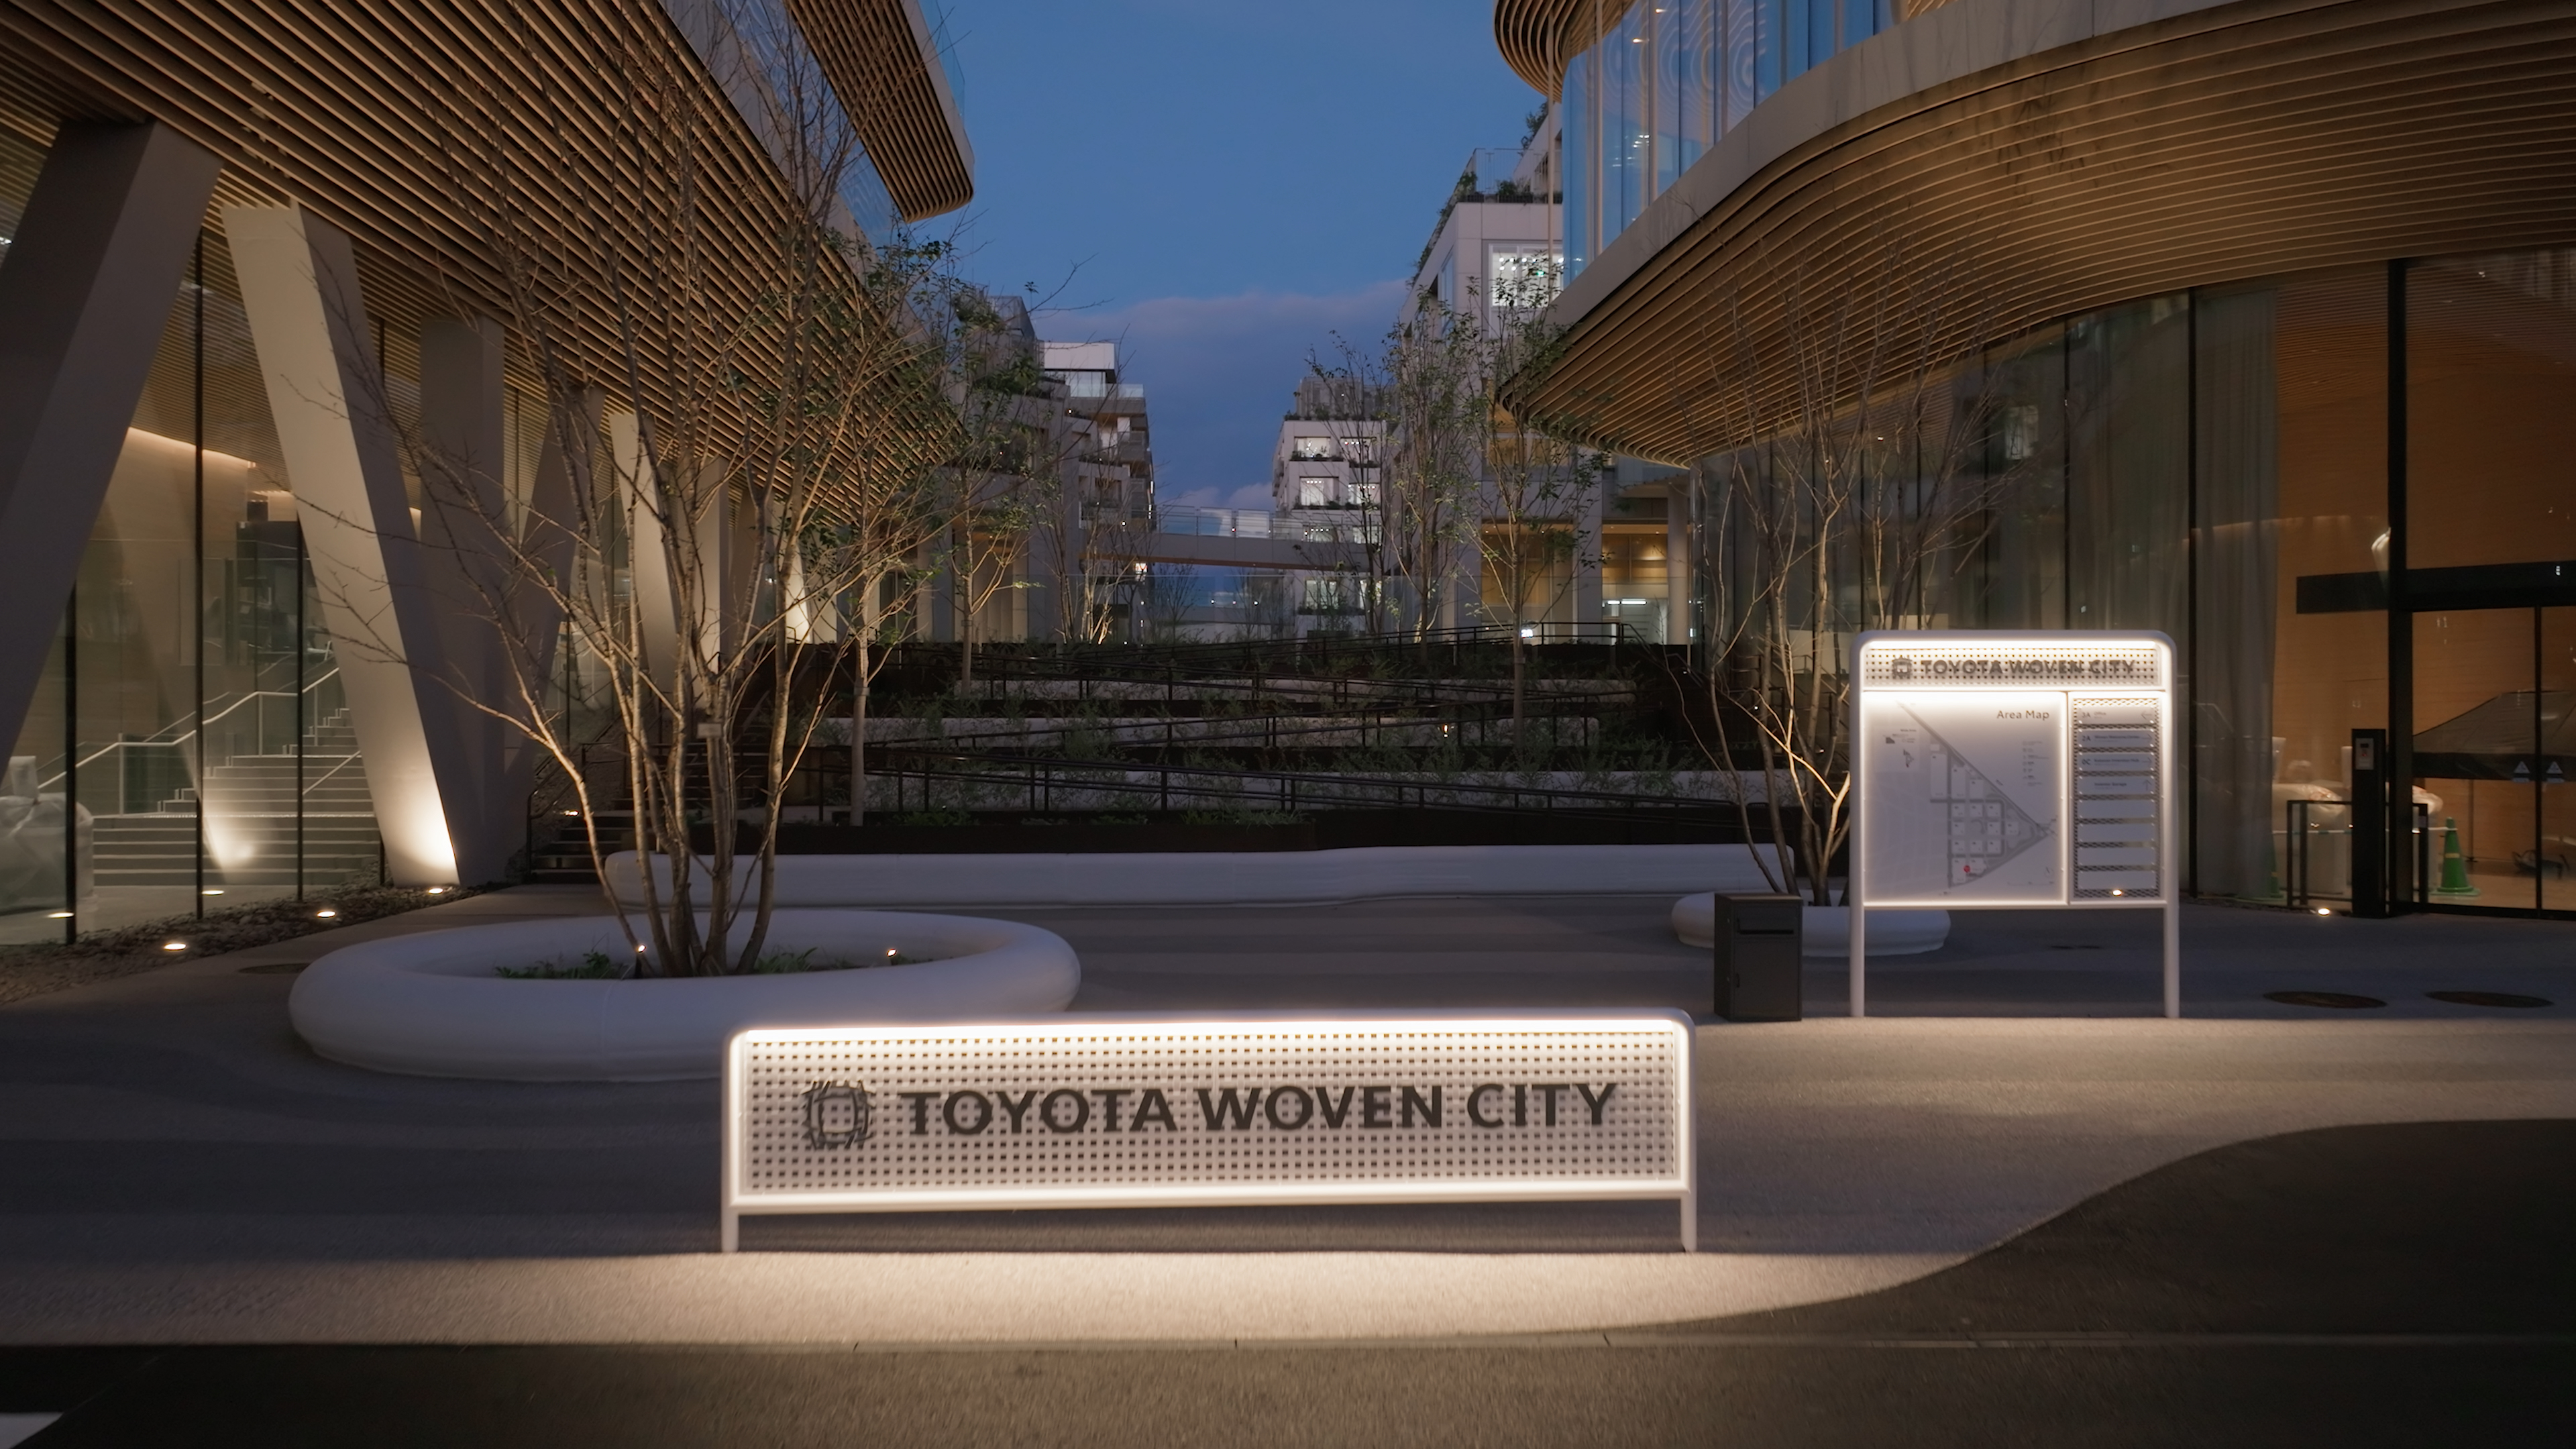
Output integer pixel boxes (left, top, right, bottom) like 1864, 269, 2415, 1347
1680, 1191, 1697, 1254
721, 1208, 739, 1254
2163, 898, 2180, 1020
1849, 903, 1866, 1018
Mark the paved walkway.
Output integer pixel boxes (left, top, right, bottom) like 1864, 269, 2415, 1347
0, 887, 2569, 1345
9, 1120, 2574, 1445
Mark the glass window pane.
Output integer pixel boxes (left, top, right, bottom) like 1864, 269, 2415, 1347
1562, 44, 1593, 276
2407, 251, 2576, 570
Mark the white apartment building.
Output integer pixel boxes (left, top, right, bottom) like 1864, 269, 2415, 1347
1401, 124, 1688, 646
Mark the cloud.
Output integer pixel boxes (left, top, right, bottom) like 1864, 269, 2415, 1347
1041, 281, 1407, 511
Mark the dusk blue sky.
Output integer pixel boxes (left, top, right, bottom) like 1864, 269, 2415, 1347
939, 1, 1540, 508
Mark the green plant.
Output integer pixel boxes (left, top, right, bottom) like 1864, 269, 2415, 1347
498, 950, 627, 980
1181, 808, 1307, 828
888, 808, 974, 827
749, 946, 932, 973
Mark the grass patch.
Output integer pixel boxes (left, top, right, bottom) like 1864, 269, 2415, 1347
885, 808, 975, 827
0, 884, 487, 1008
495, 944, 938, 978
1179, 808, 1308, 828
497, 950, 627, 980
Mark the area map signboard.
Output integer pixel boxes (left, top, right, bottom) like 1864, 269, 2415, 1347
722, 1012, 1697, 1250
1849, 631, 2178, 1017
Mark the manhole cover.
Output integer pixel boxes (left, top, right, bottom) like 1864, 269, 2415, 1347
2264, 990, 2386, 1010
2427, 989, 2553, 1009
237, 962, 311, 975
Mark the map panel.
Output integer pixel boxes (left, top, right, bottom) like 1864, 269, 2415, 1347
1861, 691, 2065, 905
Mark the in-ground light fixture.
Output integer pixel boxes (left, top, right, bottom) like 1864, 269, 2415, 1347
315, 908, 338, 919
162, 941, 186, 953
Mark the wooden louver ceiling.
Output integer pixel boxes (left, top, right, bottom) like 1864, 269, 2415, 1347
0, 0, 964, 504
1512, 0, 2576, 464
1493, 0, 1585, 98
784, 0, 971, 221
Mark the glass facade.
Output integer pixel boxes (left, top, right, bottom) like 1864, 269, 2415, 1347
1689, 248, 2576, 916
1561, 0, 1906, 274
0, 195, 384, 943
0, 128, 549, 943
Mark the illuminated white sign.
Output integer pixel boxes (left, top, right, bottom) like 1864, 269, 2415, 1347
723, 1012, 1696, 1250
1850, 631, 2178, 1015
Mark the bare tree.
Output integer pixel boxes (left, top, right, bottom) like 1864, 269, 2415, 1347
382, 0, 969, 971
934, 292, 1070, 686
1482, 270, 1605, 748
1681, 245, 2029, 904
1311, 294, 1483, 643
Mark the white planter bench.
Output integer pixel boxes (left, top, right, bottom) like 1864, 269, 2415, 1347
606, 843, 1785, 908
288, 910, 1081, 1082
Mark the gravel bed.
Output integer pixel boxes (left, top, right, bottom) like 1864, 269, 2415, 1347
0, 885, 484, 1008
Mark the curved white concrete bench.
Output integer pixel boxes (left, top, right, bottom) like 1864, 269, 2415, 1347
1670, 894, 1949, 957
288, 910, 1081, 1082
606, 844, 1782, 908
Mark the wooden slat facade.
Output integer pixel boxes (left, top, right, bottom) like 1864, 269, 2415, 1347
786, 0, 971, 220
1502, 0, 2576, 462
0, 0, 969, 473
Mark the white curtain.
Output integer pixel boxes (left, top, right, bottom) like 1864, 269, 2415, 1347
2193, 288, 2282, 898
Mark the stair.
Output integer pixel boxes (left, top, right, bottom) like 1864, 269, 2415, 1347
91, 710, 384, 889
525, 813, 630, 884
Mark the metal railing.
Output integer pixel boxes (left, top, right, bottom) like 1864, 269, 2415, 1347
34, 666, 346, 810
862, 743, 1727, 820
1154, 506, 1277, 539
2286, 798, 2429, 909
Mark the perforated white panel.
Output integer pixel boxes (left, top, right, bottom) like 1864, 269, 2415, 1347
1860, 641, 2165, 690
724, 1013, 1693, 1228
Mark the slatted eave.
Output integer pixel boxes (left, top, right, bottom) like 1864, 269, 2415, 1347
1515, 0, 2576, 464
0, 0, 954, 517
1493, 0, 1580, 97
786, 0, 971, 220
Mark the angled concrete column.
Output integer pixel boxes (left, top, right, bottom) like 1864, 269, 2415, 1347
521, 388, 600, 692
1666, 496, 1690, 648
610, 410, 682, 692
225, 205, 474, 885
415, 314, 522, 881
0, 123, 219, 751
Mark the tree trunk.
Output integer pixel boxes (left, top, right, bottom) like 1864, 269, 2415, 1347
849, 633, 869, 826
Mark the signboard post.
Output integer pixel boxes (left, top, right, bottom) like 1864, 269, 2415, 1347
723, 1010, 1697, 1250
1849, 631, 2179, 1018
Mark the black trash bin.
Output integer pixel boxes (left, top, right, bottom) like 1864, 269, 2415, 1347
1713, 893, 1803, 1021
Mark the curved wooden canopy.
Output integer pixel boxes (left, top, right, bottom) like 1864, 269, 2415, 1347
1495, 0, 1585, 97
1512, 0, 2576, 463
0, 0, 967, 500
786, 0, 973, 221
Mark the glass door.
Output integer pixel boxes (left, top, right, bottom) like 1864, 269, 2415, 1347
2542, 608, 2576, 912
2412, 606, 2576, 913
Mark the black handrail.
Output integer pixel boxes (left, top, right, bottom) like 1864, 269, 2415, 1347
859, 742, 1729, 818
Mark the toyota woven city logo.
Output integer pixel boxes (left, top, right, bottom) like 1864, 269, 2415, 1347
800, 1081, 873, 1148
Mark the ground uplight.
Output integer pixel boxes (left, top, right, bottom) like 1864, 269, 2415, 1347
162, 942, 186, 952
2313, 907, 2333, 916
316, 909, 338, 919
